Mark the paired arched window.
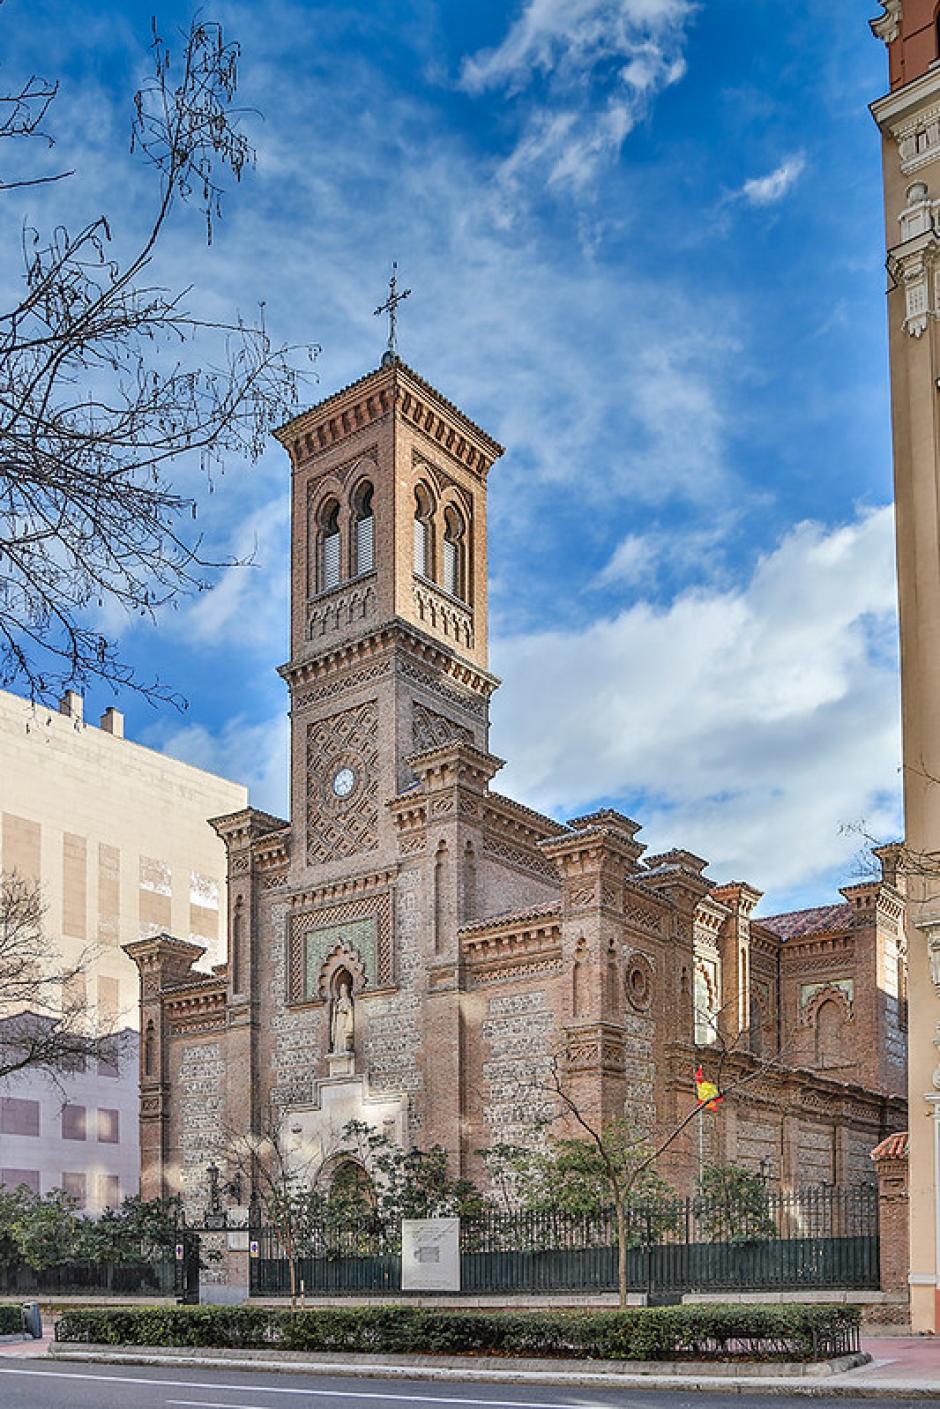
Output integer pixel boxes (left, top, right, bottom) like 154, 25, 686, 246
442, 505, 466, 600
319, 498, 341, 592
414, 484, 434, 579
352, 481, 374, 576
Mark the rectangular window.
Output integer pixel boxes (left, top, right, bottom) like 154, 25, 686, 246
443, 539, 458, 596
61, 1104, 86, 1141
97, 1041, 120, 1079
356, 516, 374, 575
322, 532, 341, 590
61, 1172, 86, 1208
96, 1108, 119, 1144
97, 842, 120, 946
1, 814, 41, 882
97, 975, 119, 1030
99, 1174, 120, 1210
413, 519, 427, 578
0, 1098, 39, 1137
1, 1168, 39, 1194
62, 832, 87, 939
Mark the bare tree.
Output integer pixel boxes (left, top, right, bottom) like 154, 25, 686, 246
524, 1009, 788, 1309
0, 12, 313, 706
0, 870, 123, 1085
217, 1107, 326, 1308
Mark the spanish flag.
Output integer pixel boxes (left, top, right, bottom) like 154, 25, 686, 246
695, 1065, 722, 1111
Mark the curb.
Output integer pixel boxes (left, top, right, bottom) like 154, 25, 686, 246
49, 1345, 940, 1397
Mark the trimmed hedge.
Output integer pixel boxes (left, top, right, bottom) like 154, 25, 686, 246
54, 1303, 861, 1362
0, 1305, 23, 1335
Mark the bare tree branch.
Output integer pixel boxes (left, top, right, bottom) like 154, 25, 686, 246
0, 870, 130, 1091
0, 15, 316, 706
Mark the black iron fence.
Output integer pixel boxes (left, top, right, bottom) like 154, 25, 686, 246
250, 1184, 880, 1298
0, 1255, 179, 1297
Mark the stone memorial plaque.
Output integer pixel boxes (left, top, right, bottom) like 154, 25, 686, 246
401, 1217, 460, 1292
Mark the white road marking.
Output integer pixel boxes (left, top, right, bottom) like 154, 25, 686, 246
0, 1364, 614, 1409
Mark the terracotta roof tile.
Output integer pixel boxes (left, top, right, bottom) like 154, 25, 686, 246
458, 901, 561, 936
758, 902, 852, 941
276, 360, 504, 457
871, 1131, 908, 1161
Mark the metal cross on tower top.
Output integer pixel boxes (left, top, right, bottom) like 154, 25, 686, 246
374, 262, 411, 366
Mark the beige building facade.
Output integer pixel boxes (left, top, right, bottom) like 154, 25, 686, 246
127, 360, 905, 1296
871, 0, 940, 1334
0, 686, 245, 1212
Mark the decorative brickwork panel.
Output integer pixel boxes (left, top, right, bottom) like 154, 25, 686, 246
294, 660, 392, 712
304, 917, 376, 998
412, 701, 472, 754
306, 702, 379, 865
399, 659, 488, 721
800, 977, 854, 1015
288, 893, 393, 1001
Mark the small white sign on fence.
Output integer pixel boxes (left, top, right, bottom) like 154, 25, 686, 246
401, 1217, 460, 1292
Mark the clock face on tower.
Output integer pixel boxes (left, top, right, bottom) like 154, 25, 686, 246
331, 766, 356, 799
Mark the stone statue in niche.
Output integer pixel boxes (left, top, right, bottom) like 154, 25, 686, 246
330, 973, 355, 1054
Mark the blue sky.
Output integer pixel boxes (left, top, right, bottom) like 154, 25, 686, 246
1, 0, 902, 912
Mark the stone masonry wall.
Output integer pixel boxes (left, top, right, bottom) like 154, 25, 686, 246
267, 901, 323, 1109
365, 865, 424, 1133
481, 988, 557, 1148
175, 1039, 225, 1221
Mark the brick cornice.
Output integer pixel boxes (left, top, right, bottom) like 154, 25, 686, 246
279, 620, 500, 699
275, 361, 504, 477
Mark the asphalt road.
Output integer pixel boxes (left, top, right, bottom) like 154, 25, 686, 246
0, 1363, 926, 1409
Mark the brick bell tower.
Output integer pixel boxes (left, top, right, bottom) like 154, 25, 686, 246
871, 0, 940, 1335
272, 351, 504, 888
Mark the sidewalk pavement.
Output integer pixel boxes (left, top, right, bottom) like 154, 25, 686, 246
4, 1328, 937, 1396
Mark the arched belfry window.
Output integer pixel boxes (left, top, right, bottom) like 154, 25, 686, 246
319, 498, 341, 592
352, 481, 374, 576
442, 505, 467, 600
414, 484, 434, 580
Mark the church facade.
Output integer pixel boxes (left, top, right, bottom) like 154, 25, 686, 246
127, 359, 906, 1219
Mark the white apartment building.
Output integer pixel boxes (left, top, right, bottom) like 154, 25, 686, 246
0, 688, 246, 1214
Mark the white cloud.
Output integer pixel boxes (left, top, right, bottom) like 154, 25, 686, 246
492, 505, 900, 897
735, 154, 806, 208
595, 519, 733, 590
460, 0, 693, 195
179, 493, 290, 654
158, 710, 289, 818
596, 533, 659, 587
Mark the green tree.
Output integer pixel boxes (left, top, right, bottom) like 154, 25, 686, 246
9, 1187, 81, 1269
77, 1195, 183, 1264
0, 1183, 29, 1268
339, 1121, 484, 1237
695, 1163, 777, 1244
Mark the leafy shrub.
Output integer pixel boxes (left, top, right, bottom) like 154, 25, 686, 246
0, 1304, 21, 1335
54, 1302, 861, 1362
